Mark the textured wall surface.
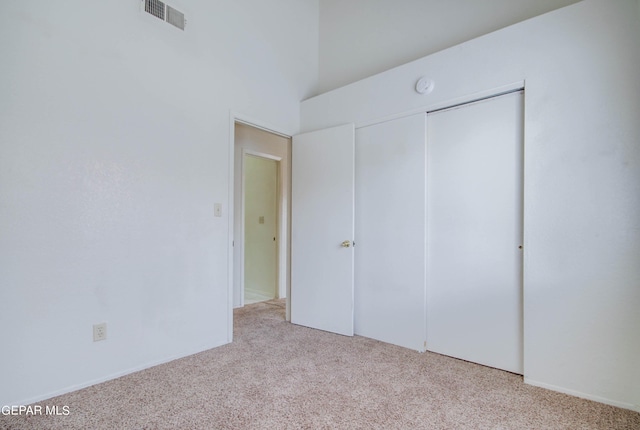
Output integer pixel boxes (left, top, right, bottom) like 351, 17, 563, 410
0, 0, 318, 406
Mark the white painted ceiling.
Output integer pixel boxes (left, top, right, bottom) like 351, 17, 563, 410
318, 0, 582, 94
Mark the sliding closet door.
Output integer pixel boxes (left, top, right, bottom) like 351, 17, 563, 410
426, 91, 523, 374
355, 113, 426, 351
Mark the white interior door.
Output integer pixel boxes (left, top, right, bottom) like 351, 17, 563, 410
291, 123, 355, 336
426, 91, 524, 374
355, 113, 427, 351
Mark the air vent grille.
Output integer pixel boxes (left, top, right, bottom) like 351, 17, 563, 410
143, 0, 186, 30
145, 0, 165, 20
166, 6, 185, 30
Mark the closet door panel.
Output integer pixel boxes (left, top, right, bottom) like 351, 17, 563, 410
355, 113, 427, 351
426, 92, 524, 374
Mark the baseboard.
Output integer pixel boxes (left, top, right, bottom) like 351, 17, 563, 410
524, 378, 639, 413
245, 287, 274, 297
9, 339, 229, 407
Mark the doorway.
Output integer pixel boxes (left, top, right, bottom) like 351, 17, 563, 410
233, 122, 291, 312
243, 154, 278, 304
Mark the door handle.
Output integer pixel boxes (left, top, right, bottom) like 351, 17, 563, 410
340, 240, 351, 248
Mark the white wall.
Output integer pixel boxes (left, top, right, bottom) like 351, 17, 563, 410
303, 0, 640, 412
0, 0, 317, 406
318, 0, 580, 93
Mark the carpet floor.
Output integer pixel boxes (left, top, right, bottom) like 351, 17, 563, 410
2, 299, 639, 429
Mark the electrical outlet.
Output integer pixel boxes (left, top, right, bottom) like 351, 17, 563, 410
93, 323, 107, 342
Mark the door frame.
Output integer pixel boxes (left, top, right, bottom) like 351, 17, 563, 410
240, 150, 282, 306
228, 112, 293, 342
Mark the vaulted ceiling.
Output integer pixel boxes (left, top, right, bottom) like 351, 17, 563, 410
318, 0, 581, 93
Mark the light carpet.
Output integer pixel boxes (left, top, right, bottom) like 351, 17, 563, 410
2, 299, 638, 429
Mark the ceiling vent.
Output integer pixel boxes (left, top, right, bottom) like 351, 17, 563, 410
145, 0, 165, 21
143, 0, 186, 30
166, 6, 185, 30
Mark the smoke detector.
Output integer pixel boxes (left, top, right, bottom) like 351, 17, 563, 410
415, 77, 434, 95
